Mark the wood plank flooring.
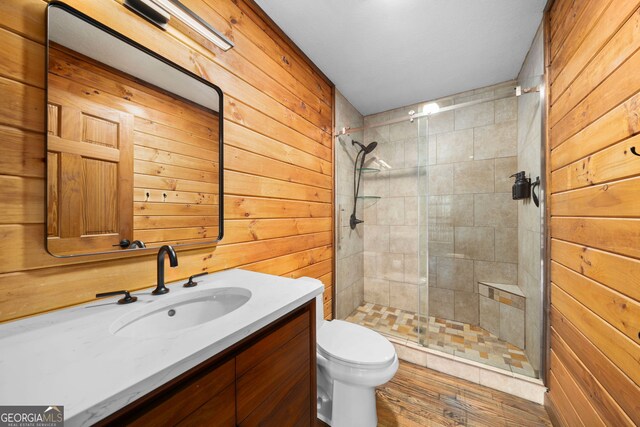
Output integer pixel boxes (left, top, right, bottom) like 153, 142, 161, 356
318, 360, 551, 426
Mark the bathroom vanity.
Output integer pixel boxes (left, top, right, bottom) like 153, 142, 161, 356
0, 269, 323, 426
99, 300, 315, 426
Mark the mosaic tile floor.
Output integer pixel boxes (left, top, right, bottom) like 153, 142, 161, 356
345, 302, 537, 378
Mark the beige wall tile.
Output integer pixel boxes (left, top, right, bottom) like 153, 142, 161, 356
454, 101, 495, 130
474, 260, 517, 285
495, 227, 518, 263
390, 120, 417, 141
404, 196, 419, 226
474, 121, 517, 160
495, 97, 517, 123
389, 168, 419, 196
454, 291, 479, 325
428, 287, 454, 319
495, 157, 518, 192
378, 140, 405, 169
390, 225, 419, 254
451, 194, 474, 226
500, 304, 525, 348
377, 197, 405, 225
378, 252, 405, 282
364, 277, 390, 306
479, 295, 500, 336
363, 171, 389, 198
337, 252, 364, 291
363, 201, 377, 224
436, 129, 474, 163
428, 110, 455, 135
404, 138, 419, 168
364, 224, 390, 253
474, 193, 517, 227
364, 251, 377, 277
454, 227, 494, 261
390, 281, 419, 311
453, 159, 495, 194
429, 163, 453, 195
336, 287, 355, 319
404, 254, 421, 284
430, 195, 474, 227
429, 240, 455, 257
436, 257, 474, 292
364, 123, 389, 144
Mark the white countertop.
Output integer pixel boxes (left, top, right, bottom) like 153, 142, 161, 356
0, 269, 323, 426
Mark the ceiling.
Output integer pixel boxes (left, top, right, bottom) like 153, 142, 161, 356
255, 0, 546, 116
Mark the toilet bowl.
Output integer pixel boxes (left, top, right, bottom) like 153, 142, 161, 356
315, 295, 399, 426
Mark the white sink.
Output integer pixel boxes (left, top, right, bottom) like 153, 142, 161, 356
110, 287, 251, 338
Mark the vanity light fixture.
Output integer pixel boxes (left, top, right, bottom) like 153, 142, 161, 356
124, 0, 234, 51
151, 0, 235, 51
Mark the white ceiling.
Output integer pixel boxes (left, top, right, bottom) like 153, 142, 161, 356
255, 0, 546, 115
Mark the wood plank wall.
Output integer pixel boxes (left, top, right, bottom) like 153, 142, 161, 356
546, 0, 640, 425
0, 0, 334, 322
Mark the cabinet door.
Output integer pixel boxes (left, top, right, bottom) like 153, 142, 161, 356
236, 310, 313, 426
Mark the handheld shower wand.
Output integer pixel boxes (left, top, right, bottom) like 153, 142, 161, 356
350, 140, 378, 229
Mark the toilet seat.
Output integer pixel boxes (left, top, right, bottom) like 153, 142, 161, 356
317, 320, 396, 369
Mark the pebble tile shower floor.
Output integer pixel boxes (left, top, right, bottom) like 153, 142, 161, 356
346, 302, 537, 378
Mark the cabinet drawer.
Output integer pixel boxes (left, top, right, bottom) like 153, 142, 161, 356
236, 310, 310, 376
177, 383, 235, 427
123, 358, 235, 426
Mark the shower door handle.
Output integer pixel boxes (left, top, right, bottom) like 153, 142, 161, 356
337, 205, 343, 251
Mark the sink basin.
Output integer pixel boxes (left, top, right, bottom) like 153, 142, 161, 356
110, 287, 251, 338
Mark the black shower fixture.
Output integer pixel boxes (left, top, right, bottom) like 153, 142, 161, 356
510, 171, 541, 207
350, 140, 378, 229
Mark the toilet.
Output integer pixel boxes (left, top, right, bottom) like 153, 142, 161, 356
315, 295, 399, 426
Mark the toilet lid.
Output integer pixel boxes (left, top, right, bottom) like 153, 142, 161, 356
317, 320, 396, 368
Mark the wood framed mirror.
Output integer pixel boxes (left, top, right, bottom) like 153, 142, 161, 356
46, 2, 223, 257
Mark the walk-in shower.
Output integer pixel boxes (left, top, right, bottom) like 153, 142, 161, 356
335, 66, 546, 380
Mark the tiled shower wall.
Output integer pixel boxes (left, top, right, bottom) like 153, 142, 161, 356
361, 105, 424, 312
334, 90, 365, 319
427, 82, 520, 335
517, 24, 544, 372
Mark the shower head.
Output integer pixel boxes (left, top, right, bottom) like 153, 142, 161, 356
352, 140, 378, 155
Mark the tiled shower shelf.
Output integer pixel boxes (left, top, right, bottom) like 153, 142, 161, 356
479, 281, 524, 297
356, 195, 381, 199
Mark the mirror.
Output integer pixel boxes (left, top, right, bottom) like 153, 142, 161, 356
46, 2, 223, 257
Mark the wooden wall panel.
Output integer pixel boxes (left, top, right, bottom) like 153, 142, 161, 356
0, 0, 333, 322
546, 0, 640, 424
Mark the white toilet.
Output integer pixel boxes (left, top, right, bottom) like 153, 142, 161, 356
315, 295, 399, 426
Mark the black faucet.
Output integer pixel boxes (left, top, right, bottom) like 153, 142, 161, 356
153, 245, 178, 295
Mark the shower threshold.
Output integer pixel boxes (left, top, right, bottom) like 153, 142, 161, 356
345, 302, 536, 378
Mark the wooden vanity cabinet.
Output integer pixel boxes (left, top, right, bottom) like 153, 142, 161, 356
96, 301, 316, 426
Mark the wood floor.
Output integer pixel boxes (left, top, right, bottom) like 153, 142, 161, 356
318, 360, 552, 426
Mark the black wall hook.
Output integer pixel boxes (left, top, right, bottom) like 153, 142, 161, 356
631, 146, 640, 156
531, 177, 541, 207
